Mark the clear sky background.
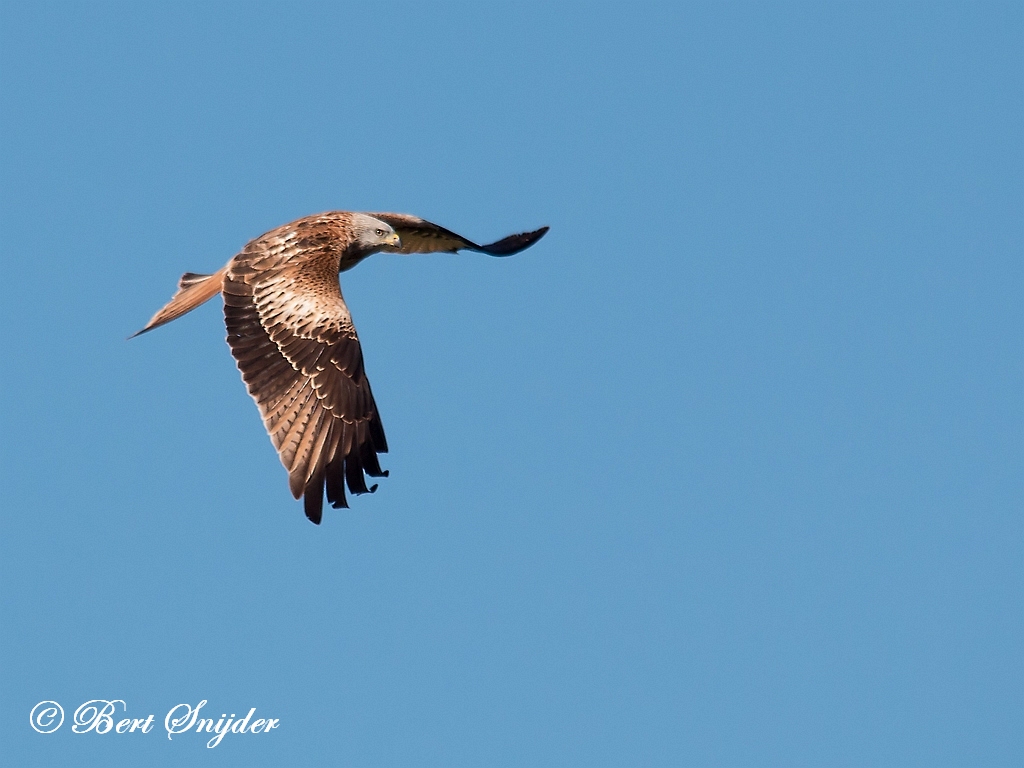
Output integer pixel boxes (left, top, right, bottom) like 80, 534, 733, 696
1, 2, 1021, 766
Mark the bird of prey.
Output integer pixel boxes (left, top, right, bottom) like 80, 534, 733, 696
133, 212, 548, 524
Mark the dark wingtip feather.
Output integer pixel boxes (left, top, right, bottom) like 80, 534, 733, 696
304, 476, 325, 524
304, 496, 323, 525
475, 226, 550, 256
326, 458, 349, 509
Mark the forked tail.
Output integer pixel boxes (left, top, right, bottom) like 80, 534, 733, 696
130, 266, 227, 337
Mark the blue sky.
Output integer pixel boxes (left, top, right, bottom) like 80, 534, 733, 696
1, 2, 1021, 765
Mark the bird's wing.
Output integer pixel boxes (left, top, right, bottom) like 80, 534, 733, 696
223, 229, 387, 524
367, 212, 549, 256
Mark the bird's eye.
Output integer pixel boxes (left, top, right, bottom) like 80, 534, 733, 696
375, 228, 385, 237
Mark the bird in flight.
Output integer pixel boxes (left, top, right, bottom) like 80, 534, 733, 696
133, 211, 548, 524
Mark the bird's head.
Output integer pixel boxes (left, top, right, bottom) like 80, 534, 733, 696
351, 213, 401, 252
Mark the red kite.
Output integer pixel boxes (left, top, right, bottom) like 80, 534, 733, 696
134, 212, 548, 523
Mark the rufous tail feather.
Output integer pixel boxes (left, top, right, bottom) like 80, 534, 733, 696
130, 266, 227, 338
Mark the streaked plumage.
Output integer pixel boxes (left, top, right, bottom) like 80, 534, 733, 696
134, 211, 548, 523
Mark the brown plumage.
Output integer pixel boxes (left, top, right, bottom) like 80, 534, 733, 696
133, 211, 548, 523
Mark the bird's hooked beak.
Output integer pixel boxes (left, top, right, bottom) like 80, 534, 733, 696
386, 232, 401, 249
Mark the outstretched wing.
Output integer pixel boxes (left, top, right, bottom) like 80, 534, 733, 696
222, 221, 387, 524
367, 212, 549, 256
